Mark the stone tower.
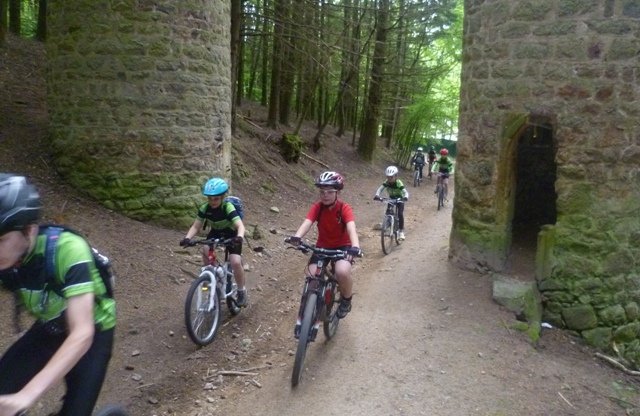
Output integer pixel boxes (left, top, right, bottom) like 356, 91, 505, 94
453, 0, 640, 364
46, 1, 232, 227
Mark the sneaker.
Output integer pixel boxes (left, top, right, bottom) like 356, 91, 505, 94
434, 187, 439, 194
236, 289, 248, 307
336, 298, 352, 319
294, 323, 301, 339
398, 230, 406, 241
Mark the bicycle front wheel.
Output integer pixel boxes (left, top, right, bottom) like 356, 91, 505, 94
380, 215, 393, 255
292, 292, 318, 387
322, 281, 339, 339
94, 404, 130, 416
185, 274, 222, 346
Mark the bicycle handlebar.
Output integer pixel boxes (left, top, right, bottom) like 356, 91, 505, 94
375, 197, 405, 205
190, 237, 237, 247
284, 238, 363, 259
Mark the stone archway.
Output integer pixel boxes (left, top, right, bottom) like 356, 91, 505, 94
504, 115, 558, 278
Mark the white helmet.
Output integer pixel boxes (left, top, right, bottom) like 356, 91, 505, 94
385, 166, 398, 176
417, 147, 423, 151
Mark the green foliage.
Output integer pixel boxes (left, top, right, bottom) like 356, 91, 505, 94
392, 0, 463, 166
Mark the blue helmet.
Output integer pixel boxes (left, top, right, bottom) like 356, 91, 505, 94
202, 178, 229, 196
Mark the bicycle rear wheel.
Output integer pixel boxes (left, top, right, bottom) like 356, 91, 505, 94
437, 184, 445, 211
322, 281, 339, 339
94, 404, 130, 416
380, 215, 393, 255
224, 263, 241, 316
185, 274, 222, 346
292, 292, 317, 387
413, 170, 419, 187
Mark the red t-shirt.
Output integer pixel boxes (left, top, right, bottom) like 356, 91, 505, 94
305, 200, 355, 248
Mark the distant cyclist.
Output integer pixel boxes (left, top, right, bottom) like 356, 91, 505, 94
427, 146, 437, 178
0, 174, 116, 416
373, 166, 409, 241
410, 147, 426, 179
433, 149, 454, 198
180, 177, 248, 307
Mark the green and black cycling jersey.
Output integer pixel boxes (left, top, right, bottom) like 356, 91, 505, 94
435, 156, 453, 173
0, 230, 116, 331
197, 201, 241, 239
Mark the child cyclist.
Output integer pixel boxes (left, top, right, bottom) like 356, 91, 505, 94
180, 177, 248, 307
433, 149, 454, 198
0, 174, 116, 416
287, 171, 361, 330
373, 166, 409, 240
410, 147, 426, 179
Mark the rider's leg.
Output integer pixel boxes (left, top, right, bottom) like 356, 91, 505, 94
443, 177, 449, 198
229, 253, 245, 289
418, 164, 423, 179
335, 259, 353, 318
397, 203, 405, 231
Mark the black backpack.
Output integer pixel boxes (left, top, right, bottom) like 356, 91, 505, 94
42, 225, 115, 299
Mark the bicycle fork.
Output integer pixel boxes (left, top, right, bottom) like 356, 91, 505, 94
199, 267, 220, 312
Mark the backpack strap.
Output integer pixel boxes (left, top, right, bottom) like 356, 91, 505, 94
314, 201, 346, 233
43, 226, 65, 297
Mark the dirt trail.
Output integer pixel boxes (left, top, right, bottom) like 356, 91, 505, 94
206, 178, 636, 416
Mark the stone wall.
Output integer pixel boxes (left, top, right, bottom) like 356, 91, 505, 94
46, 0, 232, 227
454, 0, 640, 364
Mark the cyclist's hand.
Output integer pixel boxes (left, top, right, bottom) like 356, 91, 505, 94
179, 237, 194, 247
347, 246, 363, 258
373, 195, 381, 201
232, 236, 244, 246
402, 197, 408, 202
285, 236, 301, 246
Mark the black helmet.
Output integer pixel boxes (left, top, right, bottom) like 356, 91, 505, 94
0, 174, 41, 235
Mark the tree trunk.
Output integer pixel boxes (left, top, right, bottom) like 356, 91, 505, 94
0, 0, 7, 46
230, 0, 242, 134
357, 0, 388, 161
268, 0, 287, 127
9, 0, 19, 35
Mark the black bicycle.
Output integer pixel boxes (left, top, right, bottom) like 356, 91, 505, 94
284, 238, 362, 387
183, 237, 242, 346
376, 197, 404, 254
435, 172, 448, 211
413, 163, 424, 187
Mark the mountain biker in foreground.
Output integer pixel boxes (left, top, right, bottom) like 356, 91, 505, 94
288, 171, 361, 326
433, 149, 454, 198
373, 166, 409, 241
0, 174, 116, 416
410, 147, 426, 180
180, 177, 248, 307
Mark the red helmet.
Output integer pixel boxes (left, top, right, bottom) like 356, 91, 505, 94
315, 171, 344, 190
440, 148, 449, 156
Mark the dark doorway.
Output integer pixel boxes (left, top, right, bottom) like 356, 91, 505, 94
508, 121, 557, 278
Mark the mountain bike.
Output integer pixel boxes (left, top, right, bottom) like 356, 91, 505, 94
376, 197, 404, 255
284, 238, 362, 388
435, 172, 449, 211
183, 237, 243, 346
413, 163, 424, 187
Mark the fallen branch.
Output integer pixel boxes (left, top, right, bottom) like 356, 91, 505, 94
237, 114, 263, 130
249, 379, 262, 388
214, 370, 258, 377
558, 392, 574, 407
301, 151, 330, 168
595, 352, 640, 376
